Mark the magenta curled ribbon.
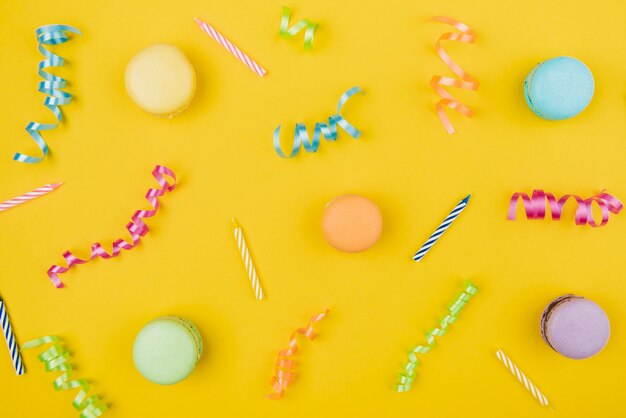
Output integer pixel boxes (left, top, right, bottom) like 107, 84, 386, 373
47, 165, 176, 288
508, 190, 623, 227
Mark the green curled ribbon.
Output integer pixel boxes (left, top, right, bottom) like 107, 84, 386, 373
279, 6, 317, 50
396, 282, 478, 392
274, 86, 363, 158
22, 336, 108, 417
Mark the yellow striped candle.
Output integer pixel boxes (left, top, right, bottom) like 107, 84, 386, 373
495, 348, 551, 409
232, 218, 265, 301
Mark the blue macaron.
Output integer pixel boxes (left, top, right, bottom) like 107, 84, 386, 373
524, 56, 594, 120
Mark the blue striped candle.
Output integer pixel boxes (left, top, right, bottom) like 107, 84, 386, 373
0, 297, 25, 375
413, 194, 471, 262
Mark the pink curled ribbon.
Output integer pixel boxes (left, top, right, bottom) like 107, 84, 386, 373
508, 190, 622, 227
47, 165, 176, 288
267, 309, 329, 400
428, 16, 478, 134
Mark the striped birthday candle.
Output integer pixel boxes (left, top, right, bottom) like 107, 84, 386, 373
0, 297, 25, 375
194, 17, 267, 77
0, 182, 62, 213
413, 194, 471, 261
232, 218, 265, 300
496, 348, 551, 409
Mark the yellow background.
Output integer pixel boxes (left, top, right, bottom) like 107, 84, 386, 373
1, 0, 625, 416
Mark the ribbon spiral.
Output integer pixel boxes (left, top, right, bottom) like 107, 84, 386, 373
268, 309, 329, 400
508, 190, 623, 227
47, 165, 177, 288
14, 25, 81, 164
428, 16, 478, 135
396, 282, 477, 392
274, 87, 363, 158
279, 6, 318, 50
22, 336, 108, 417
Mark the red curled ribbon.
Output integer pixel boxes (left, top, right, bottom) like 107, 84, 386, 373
508, 190, 622, 227
47, 165, 176, 288
267, 309, 329, 400
428, 16, 478, 134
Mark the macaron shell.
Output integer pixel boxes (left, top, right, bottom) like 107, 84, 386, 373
133, 316, 202, 385
125, 44, 196, 117
524, 56, 594, 120
322, 194, 383, 253
543, 297, 610, 359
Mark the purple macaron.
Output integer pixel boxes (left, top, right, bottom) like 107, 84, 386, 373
540, 295, 610, 359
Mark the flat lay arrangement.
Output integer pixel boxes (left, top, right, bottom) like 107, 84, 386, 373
0, 0, 624, 417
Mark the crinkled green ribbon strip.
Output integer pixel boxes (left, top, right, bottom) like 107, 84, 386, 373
279, 6, 317, 50
396, 282, 478, 392
22, 336, 108, 417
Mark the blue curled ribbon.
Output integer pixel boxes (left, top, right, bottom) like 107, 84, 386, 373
14, 24, 81, 164
273, 87, 363, 158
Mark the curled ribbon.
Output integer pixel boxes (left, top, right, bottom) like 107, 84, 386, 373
22, 336, 108, 417
47, 165, 176, 288
279, 6, 318, 50
396, 282, 477, 392
274, 87, 363, 158
428, 16, 478, 135
268, 309, 329, 400
14, 24, 81, 164
508, 190, 623, 227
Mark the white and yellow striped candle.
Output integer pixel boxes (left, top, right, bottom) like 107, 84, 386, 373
495, 348, 551, 409
232, 218, 265, 301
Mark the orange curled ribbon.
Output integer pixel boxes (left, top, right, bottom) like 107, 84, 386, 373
267, 309, 329, 400
428, 16, 479, 134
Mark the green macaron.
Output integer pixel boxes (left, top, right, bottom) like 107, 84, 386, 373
133, 316, 203, 385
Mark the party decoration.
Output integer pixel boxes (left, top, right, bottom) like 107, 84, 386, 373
274, 87, 363, 158
14, 24, 81, 164
232, 218, 265, 301
508, 189, 622, 227
495, 348, 551, 409
47, 165, 176, 288
279, 6, 318, 50
194, 17, 267, 77
413, 194, 470, 261
268, 309, 329, 400
0, 182, 62, 213
0, 296, 25, 375
22, 336, 108, 417
428, 16, 478, 134
396, 282, 477, 392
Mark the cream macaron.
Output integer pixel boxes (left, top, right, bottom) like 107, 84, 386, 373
125, 44, 196, 117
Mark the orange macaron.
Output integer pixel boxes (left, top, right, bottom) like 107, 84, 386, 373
322, 194, 383, 252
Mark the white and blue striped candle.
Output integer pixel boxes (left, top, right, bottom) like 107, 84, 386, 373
0, 297, 25, 375
413, 194, 471, 262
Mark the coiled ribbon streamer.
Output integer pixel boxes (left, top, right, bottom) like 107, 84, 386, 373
396, 282, 477, 392
279, 6, 318, 50
14, 24, 81, 164
47, 165, 177, 288
268, 309, 329, 400
22, 336, 108, 417
508, 190, 622, 227
274, 87, 363, 158
428, 16, 478, 135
